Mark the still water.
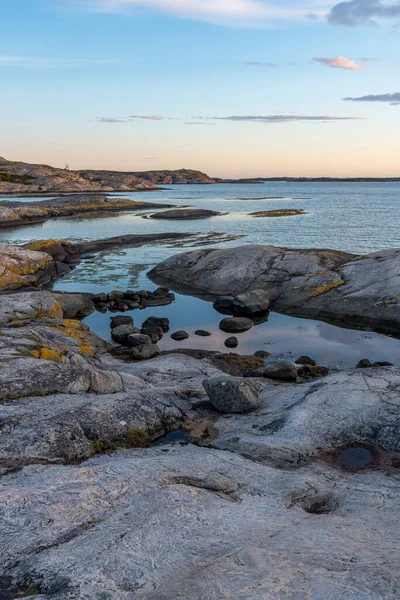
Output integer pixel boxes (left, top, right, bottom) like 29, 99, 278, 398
1, 182, 399, 366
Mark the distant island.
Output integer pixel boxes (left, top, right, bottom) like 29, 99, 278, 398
0, 156, 399, 195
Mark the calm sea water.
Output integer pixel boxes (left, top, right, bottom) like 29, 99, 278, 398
1, 182, 399, 366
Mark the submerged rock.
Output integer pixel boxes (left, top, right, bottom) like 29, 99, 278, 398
224, 336, 239, 348
110, 315, 134, 329
111, 324, 140, 345
203, 376, 260, 413
149, 209, 221, 220
130, 344, 161, 360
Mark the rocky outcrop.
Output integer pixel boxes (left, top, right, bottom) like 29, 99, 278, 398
1, 287, 400, 598
0, 194, 173, 228
0, 157, 159, 194
149, 244, 400, 336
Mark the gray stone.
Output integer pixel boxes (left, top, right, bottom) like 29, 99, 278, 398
195, 330, 212, 337
357, 358, 373, 368
295, 355, 317, 366
111, 324, 140, 345
171, 330, 189, 341
203, 376, 260, 413
110, 315, 133, 329
224, 336, 238, 348
232, 289, 270, 316
127, 333, 151, 347
142, 316, 170, 332
219, 317, 254, 333
263, 361, 297, 382
130, 344, 161, 360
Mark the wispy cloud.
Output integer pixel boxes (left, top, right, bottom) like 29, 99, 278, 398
313, 56, 365, 70
208, 114, 365, 123
344, 92, 400, 105
65, 0, 334, 27
97, 115, 166, 122
328, 0, 400, 27
0, 55, 120, 68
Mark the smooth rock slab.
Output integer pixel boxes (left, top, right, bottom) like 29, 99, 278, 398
130, 344, 161, 360
0, 445, 399, 599
203, 376, 260, 413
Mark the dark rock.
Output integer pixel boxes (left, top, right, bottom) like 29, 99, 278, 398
142, 316, 170, 332
138, 290, 149, 298
53, 292, 94, 319
145, 294, 175, 307
130, 344, 161, 360
213, 296, 235, 314
263, 361, 297, 382
108, 290, 125, 301
254, 350, 271, 358
225, 337, 238, 349
195, 330, 212, 337
110, 315, 134, 329
296, 356, 317, 366
203, 377, 260, 413
373, 361, 394, 367
231, 290, 270, 317
153, 287, 170, 296
298, 365, 329, 379
171, 331, 190, 341
357, 359, 373, 369
219, 317, 254, 333
93, 293, 108, 304
141, 326, 164, 341
149, 209, 221, 220
127, 334, 152, 347
111, 325, 140, 345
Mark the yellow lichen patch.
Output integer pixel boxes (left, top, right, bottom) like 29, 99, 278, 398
30, 346, 67, 362
308, 278, 345, 297
25, 239, 63, 254
50, 319, 97, 357
36, 302, 64, 320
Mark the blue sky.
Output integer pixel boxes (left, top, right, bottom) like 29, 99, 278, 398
1, 0, 399, 176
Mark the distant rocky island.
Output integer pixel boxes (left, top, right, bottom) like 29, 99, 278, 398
2, 156, 398, 195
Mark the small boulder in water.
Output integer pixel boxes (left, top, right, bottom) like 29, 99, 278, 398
219, 317, 253, 333
225, 337, 238, 349
110, 315, 134, 329
171, 330, 189, 341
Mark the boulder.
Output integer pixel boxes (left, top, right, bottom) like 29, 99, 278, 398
297, 365, 329, 379
111, 325, 140, 345
219, 317, 254, 333
232, 290, 270, 316
149, 245, 400, 336
195, 330, 212, 337
110, 315, 134, 329
295, 355, 317, 366
52, 292, 94, 319
225, 336, 238, 348
149, 209, 221, 220
213, 296, 235, 313
142, 316, 170, 332
262, 361, 297, 382
141, 325, 164, 341
0, 245, 53, 291
127, 333, 152, 347
130, 344, 161, 360
171, 330, 190, 341
203, 376, 261, 413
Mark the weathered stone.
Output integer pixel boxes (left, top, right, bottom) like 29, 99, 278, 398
224, 336, 238, 348
130, 344, 161, 360
0, 245, 52, 291
295, 355, 317, 366
219, 317, 254, 333
141, 326, 164, 341
213, 296, 234, 313
254, 350, 271, 358
149, 209, 221, 220
297, 365, 329, 379
127, 334, 152, 347
52, 292, 94, 319
0, 291, 63, 327
108, 290, 125, 301
203, 377, 260, 413
262, 361, 297, 382
232, 289, 270, 316
195, 330, 212, 337
142, 316, 170, 332
111, 325, 140, 345
110, 315, 133, 329
171, 330, 190, 341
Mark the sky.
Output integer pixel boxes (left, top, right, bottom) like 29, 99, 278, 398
0, 0, 399, 177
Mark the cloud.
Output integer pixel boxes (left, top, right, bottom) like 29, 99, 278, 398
0, 55, 120, 68
344, 92, 400, 105
209, 114, 364, 122
313, 56, 365, 70
67, 0, 334, 27
97, 115, 165, 122
328, 0, 400, 27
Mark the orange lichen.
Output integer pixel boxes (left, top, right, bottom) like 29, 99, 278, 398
30, 347, 67, 362
308, 279, 345, 297
49, 319, 97, 357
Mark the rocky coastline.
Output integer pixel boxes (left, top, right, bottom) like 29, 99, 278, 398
0, 240, 399, 599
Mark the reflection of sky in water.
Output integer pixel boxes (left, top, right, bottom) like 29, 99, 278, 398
1, 181, 399, 366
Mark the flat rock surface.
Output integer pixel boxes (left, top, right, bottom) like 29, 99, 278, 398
1, 445, 399, 599
149, 208, 221, 220
149, 244, 400, 335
